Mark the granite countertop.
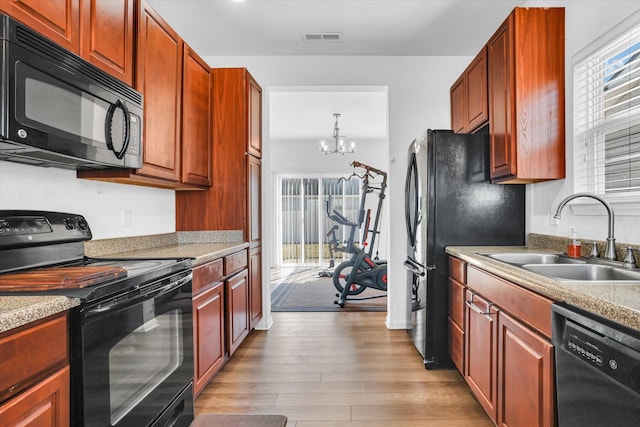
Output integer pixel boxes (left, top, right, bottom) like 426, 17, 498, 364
0, 296, 79, 334
97, 241, 250, 266
447, 246, 640, 331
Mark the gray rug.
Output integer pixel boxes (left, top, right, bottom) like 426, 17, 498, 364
271, 269, 387, 312
191, 414, 287, 427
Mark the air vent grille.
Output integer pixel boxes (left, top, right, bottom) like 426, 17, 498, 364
302, 32, 343, 42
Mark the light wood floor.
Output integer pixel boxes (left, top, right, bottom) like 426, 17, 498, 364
195, 312, 493, 426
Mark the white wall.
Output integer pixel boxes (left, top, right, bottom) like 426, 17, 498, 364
0, 161, 175, 239
203, 55, 471, 329
525, 0, 640, 244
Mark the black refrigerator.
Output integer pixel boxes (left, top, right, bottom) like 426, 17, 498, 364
404, 129, 525, 369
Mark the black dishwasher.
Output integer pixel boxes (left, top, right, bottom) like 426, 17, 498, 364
552, 303, 640, 426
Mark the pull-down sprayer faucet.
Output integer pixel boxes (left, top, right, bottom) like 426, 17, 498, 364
553, 192, 617, 260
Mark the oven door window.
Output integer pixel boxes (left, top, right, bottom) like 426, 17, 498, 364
109, 308, 183, 425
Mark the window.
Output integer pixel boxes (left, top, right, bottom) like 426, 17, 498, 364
574, 11, 640, 198
277, 174, 361, 267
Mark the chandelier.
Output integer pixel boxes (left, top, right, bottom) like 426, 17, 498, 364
319, 113, 356, 155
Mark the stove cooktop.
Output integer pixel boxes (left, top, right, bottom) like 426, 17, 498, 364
0, 257, 192, 302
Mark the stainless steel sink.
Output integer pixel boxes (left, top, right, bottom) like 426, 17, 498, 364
523, 264, 640, 282
484, 253, 587, 265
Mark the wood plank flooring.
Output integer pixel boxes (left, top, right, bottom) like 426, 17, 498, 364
195, 312, 493, 426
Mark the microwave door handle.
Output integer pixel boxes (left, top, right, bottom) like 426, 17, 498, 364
105, 99, 131, 160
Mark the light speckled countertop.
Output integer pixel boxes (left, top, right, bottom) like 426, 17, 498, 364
97, 241, 249, 266
0, 296, 79, 334
447, 246, 640, 331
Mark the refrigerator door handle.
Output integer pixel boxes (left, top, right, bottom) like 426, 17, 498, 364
404, 256, 434, 276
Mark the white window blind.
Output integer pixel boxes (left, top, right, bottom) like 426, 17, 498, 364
574, 12, 640, 196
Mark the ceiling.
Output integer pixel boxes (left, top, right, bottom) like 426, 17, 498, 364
149, 0, 527, 57
148, 0, 526, 143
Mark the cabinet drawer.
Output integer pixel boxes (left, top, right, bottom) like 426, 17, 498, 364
193, 258, 223, 294
224, 250, 248, 276
449, 257, 466, 283
0, 314, 68, 401
467, 266, 553, 338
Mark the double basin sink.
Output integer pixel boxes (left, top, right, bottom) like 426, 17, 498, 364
481, 252, 640, 283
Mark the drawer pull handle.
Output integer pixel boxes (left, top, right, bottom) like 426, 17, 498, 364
465, 293, 495, 316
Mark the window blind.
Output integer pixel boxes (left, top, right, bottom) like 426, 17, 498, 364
574, 17, 640, 195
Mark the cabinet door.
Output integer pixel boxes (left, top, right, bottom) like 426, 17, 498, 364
466, 47, 488, 132
450, 74, 466, 133
80, 0, 135, 86
193, 281, 225, 397
181, 44, 211, 187
249, 246, 262, 330
448, 277, 465, 374
0, 0, 79, 53
0, 366, 70, 427
488, 19, 516, 181
464, 290, 498, 422
248, 155, 261, 245
226, 269, 249, 356
135, 1, 183, 182
247, 74, 262, 157
497, 311, 555, 427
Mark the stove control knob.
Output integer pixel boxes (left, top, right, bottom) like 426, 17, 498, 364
77, 217, 89, 231
64, 217, 78, 230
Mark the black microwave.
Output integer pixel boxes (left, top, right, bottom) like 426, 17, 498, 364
0, 13, 143, 169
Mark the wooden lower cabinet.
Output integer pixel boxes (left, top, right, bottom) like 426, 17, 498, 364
226, 269, 249, 357
448, 276, 465, 374
0, 313, 70, 427
497, 311, 554, 427
193, 281, 225, 397
0, 366, 70, 427
465, 290, 499, 422
451, 258, 556, 427
249, 246, 262, 330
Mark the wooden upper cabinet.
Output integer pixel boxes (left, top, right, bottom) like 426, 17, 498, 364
248, 75, 262, 158
466, 48, 488, 132
80, 0, 135, 86
135, 1, 183, 183
176, 67, 263, 237
450, 74, 466, 133
450, 47, 488, 134
181, 45, 211, 187
488, 7, 565, 183
0, 0, 80, 53
0, 0, 134, 85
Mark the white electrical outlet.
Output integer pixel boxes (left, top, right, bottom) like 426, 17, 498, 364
122, 209, 131, 227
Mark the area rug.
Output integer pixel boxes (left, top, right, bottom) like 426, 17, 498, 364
191, 414, 287, 427
271, 269, 387, 312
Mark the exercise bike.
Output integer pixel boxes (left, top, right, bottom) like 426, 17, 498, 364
326, 161, 388, 307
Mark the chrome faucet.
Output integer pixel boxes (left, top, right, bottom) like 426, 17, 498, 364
553, 193, 617, 261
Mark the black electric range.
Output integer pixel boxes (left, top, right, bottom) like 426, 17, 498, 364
0, 210, 195, 427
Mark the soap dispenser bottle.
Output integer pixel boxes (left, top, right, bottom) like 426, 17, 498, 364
567, 227, 582, 257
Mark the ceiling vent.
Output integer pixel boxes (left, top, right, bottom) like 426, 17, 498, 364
302, 32, 343, 42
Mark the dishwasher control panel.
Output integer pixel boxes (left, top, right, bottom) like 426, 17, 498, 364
564, 319, 640, 393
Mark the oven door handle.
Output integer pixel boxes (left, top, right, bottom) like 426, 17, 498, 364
84, 272, 192, 318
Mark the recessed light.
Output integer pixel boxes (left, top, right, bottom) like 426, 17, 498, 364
231, 0, 246, 3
